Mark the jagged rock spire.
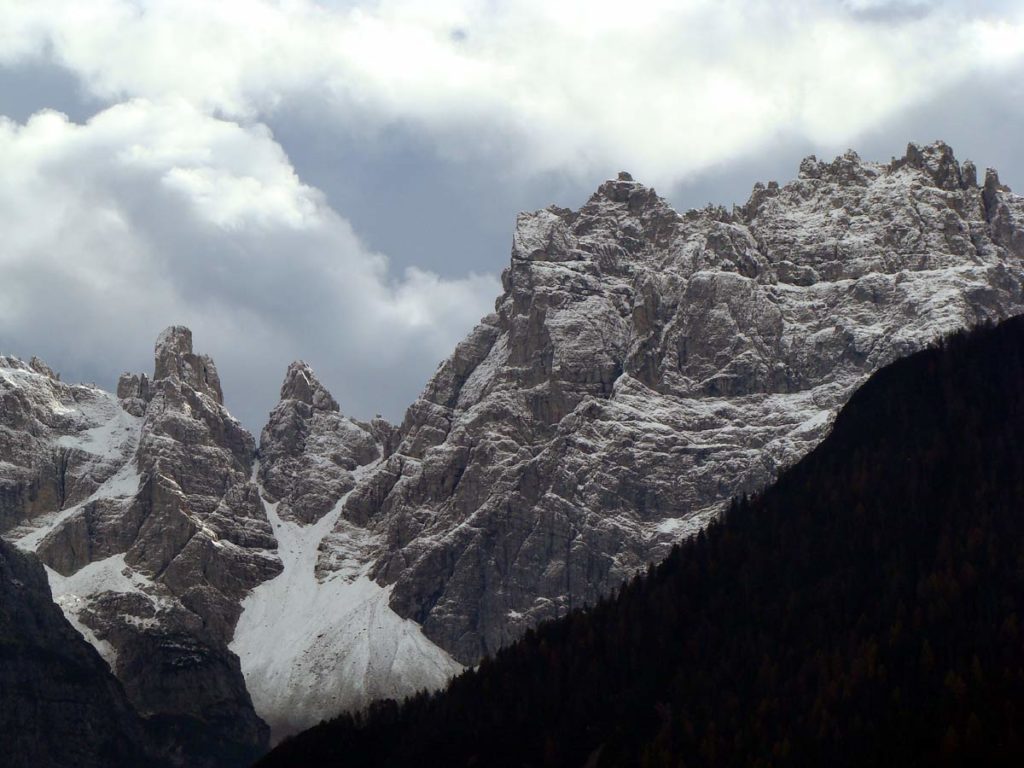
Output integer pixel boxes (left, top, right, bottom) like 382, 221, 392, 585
899, 140, 968, 191
279, 361, 339, 412
117, 326, 225, 414
153, 326, 224, 404
258, 360, 378, 525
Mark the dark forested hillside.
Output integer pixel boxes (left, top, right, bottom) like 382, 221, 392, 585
258, 316, 1024, 768
0, 539, 161, 768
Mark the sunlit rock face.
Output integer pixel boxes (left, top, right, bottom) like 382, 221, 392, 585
323, 142, 1024, 664
258, 360, 380, 526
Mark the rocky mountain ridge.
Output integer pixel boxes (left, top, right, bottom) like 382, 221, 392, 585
2, 141, 1024, 750
1, 329, 281, 765
325, 141, 1024, 664
0, 329, 460, 750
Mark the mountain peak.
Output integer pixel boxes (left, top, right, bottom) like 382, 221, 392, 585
27, 356, 59, 380
594, 172, 656, 205
152, 325, 224, 404
279, 360, 339, 412
896, 140, 970, 191
350, 138, 1024, 667
154, 325, 194, 368
794, 141, 974, 192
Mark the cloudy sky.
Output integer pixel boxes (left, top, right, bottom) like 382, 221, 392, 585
1, 0, 1023, 430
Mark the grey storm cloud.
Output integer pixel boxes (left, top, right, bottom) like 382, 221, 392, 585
0, 101, 497, 429
0, 0, 1023, 431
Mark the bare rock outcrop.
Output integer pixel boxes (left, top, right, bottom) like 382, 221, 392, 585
3, 329, 282, 767
0, 357, 139, 533
258, 361, 380, 525
318, 141, 1024, 664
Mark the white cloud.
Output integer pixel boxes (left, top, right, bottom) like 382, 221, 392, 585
1, 0, 1024, 429
1, 0, 1023, 185
0, 100, 497, 427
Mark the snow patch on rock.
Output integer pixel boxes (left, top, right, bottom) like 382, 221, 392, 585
44, 552, 156, 669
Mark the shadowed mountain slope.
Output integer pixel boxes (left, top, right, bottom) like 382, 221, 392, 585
0, 538, 164, 768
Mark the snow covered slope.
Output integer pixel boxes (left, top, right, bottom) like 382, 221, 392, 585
232, 463, 461, 741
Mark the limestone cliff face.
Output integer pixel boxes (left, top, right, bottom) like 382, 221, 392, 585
0, 355, 137, 533
321, 142, 1024, 663
1, 328, 281, 767
258, 361, 380, 525
1, 332, 454, 749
